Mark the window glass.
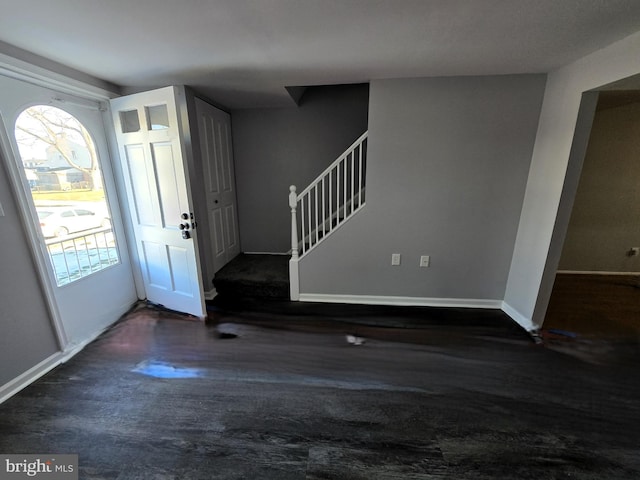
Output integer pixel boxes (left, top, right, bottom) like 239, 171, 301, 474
146, 104, 169, 130
15, 105, 120, 286
119, 109, 140, 133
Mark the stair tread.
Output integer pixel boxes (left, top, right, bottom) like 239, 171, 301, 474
213, 253, 290, 300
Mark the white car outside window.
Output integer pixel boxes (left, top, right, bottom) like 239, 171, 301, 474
37, 207, 110, 238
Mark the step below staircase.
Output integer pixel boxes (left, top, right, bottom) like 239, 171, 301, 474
212, 253, 290, 300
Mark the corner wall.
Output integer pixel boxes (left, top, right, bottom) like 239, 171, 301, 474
299, 75, 546, 302
504, 30, 640, 329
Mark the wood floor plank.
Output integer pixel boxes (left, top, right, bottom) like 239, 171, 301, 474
0, 303, 638, 479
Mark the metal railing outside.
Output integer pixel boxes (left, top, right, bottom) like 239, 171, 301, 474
44, 227, 119, 286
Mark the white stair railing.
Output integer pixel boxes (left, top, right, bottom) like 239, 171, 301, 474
289, 131, 368, 300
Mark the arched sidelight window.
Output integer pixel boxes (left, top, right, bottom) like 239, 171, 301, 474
14, 105, 119, 286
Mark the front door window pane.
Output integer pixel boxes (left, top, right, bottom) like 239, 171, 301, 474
14, 105, 120, 286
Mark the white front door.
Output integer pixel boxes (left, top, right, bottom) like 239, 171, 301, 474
0, 74, 137, 346
111, 87, 205, 318
195, 98, 240, 274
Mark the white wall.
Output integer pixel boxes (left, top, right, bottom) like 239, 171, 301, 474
504, 30, 640, 329
0, 46, 128, 400
299, 75, 546, 303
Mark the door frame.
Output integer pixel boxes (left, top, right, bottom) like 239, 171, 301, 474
0, 112, 67, 348
0, 65, 140, 351
102, 103, 147, 301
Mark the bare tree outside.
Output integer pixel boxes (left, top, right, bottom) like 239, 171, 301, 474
13, 105, 119, 285
15, 105, 103, 191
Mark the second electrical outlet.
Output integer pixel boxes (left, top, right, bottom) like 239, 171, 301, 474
420, 255, 430, 267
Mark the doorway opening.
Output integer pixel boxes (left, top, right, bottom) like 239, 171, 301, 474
544, 90, 640, 339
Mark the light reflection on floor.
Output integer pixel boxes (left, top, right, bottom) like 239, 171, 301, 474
132, 360, 204, 379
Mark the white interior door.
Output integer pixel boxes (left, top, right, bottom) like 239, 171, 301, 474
111, 87, 205, 318
195, 98, 240, 274
0, 74, 137, 347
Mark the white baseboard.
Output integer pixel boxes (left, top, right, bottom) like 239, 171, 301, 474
0, 321, 117, 405
243, 252, 290, 256
298, 293, 502, 309
501, 302, 536, 332
298, 293, 538, 333
0, 352, 65, 405
204, 287, 217, 301
557, 270, 640, 275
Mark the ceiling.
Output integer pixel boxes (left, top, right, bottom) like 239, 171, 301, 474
1, 0, 640, 109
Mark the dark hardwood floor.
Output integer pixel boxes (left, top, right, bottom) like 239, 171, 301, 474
544, 273, 640, 337
0, 301, 639, 479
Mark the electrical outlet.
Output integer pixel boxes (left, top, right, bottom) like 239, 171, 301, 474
420, 255, 430, 267
0, 201, 4, 217
391, 253, 401, 266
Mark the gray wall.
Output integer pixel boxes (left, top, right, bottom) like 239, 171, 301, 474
232, 84, 369, 253
558, 100, 640, 272
299, 75, 546, 300
0, 150, 59, 387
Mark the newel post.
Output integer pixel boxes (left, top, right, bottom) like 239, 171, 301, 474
289, 185, 300, 300
289, 185, 299, 260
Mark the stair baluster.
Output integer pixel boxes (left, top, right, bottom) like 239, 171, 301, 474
288, 131, 368, 300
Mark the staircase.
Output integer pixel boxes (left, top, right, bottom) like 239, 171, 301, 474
212, 132, 368, 303
289, 131, 368, 300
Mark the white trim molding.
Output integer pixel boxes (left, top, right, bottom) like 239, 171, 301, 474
0, 353, 63, 405
299, 293, 539, 333
298, 293, 502, 309
204, 287, 217, 301
501, 302, 536, 332
0, 322, 116, 405
557, 270, 640, 275
289, 259, 300, 301
0, 40, 120, 100
244, 252, 290, 255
